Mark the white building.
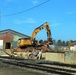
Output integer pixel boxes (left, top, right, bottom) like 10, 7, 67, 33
70, 42, 76, 51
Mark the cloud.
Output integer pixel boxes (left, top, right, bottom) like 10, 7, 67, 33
32, 0, 39, 5
15, 18, 36, 24
66, 11, 75, 15
51, 23, 61, 27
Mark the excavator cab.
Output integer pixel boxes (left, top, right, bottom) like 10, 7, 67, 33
18, 38, 37, 48
18, 38, 32, 48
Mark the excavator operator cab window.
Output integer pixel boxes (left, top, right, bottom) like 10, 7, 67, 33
18, 39, 21, 43
18, 37, 31, 44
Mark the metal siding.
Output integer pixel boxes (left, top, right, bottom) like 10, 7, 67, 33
12, 41, 18, 48
13, 35, 20, 41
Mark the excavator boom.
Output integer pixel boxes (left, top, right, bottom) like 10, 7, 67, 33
31, 22, 51, 41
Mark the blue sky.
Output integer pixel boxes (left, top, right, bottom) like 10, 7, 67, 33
0, 0, 76, 41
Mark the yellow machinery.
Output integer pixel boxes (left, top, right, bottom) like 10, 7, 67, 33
18, 22, 53, 48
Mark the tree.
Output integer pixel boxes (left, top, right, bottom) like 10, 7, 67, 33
57, 40, 62, 46
62, 41, 66, 46
68, 40, 73, 46
65, 41, 69, 46
39, 40, 44, 44
53, 39, 56, 45
33, 38, 38, 45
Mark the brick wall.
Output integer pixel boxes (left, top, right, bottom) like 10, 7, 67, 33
0, 32, 14, 42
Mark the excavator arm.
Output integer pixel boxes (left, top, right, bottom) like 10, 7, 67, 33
18, 22, 52, 48
31, 22, 52, 44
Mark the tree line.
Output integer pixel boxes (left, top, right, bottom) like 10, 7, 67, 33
37, 39, 76, 46
52, 39, 76, 46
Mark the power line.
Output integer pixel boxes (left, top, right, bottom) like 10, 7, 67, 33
1, 0, 50, 17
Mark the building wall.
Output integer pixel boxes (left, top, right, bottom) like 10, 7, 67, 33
45, 51, 76, 64
70, 45, 76, 51
0, 32, 21, 49
45, 52, 65, 63
0, 32, 14, 42
0, 40, 3, 49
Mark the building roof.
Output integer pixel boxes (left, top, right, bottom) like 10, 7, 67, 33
70, 42, 76, 46
0, 29, 30, 38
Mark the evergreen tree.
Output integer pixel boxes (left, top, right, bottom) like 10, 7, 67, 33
57, 40, 62, 46
62, 41, 66, 46
65, 41, 69, 46
53, 39, 56, 45
39, 40, 44, 44
68, 40, 73, 46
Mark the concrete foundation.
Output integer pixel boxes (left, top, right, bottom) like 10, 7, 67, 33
1, 49, 76, 64
45, 52, 64, 63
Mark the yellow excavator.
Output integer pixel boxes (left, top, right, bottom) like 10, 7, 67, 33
3, 22, 52, 59
18, 22, 53, 48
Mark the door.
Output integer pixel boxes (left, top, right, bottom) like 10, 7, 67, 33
5, 42, 11, 49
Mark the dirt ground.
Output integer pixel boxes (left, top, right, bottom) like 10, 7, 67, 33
0, 61, 51, 75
